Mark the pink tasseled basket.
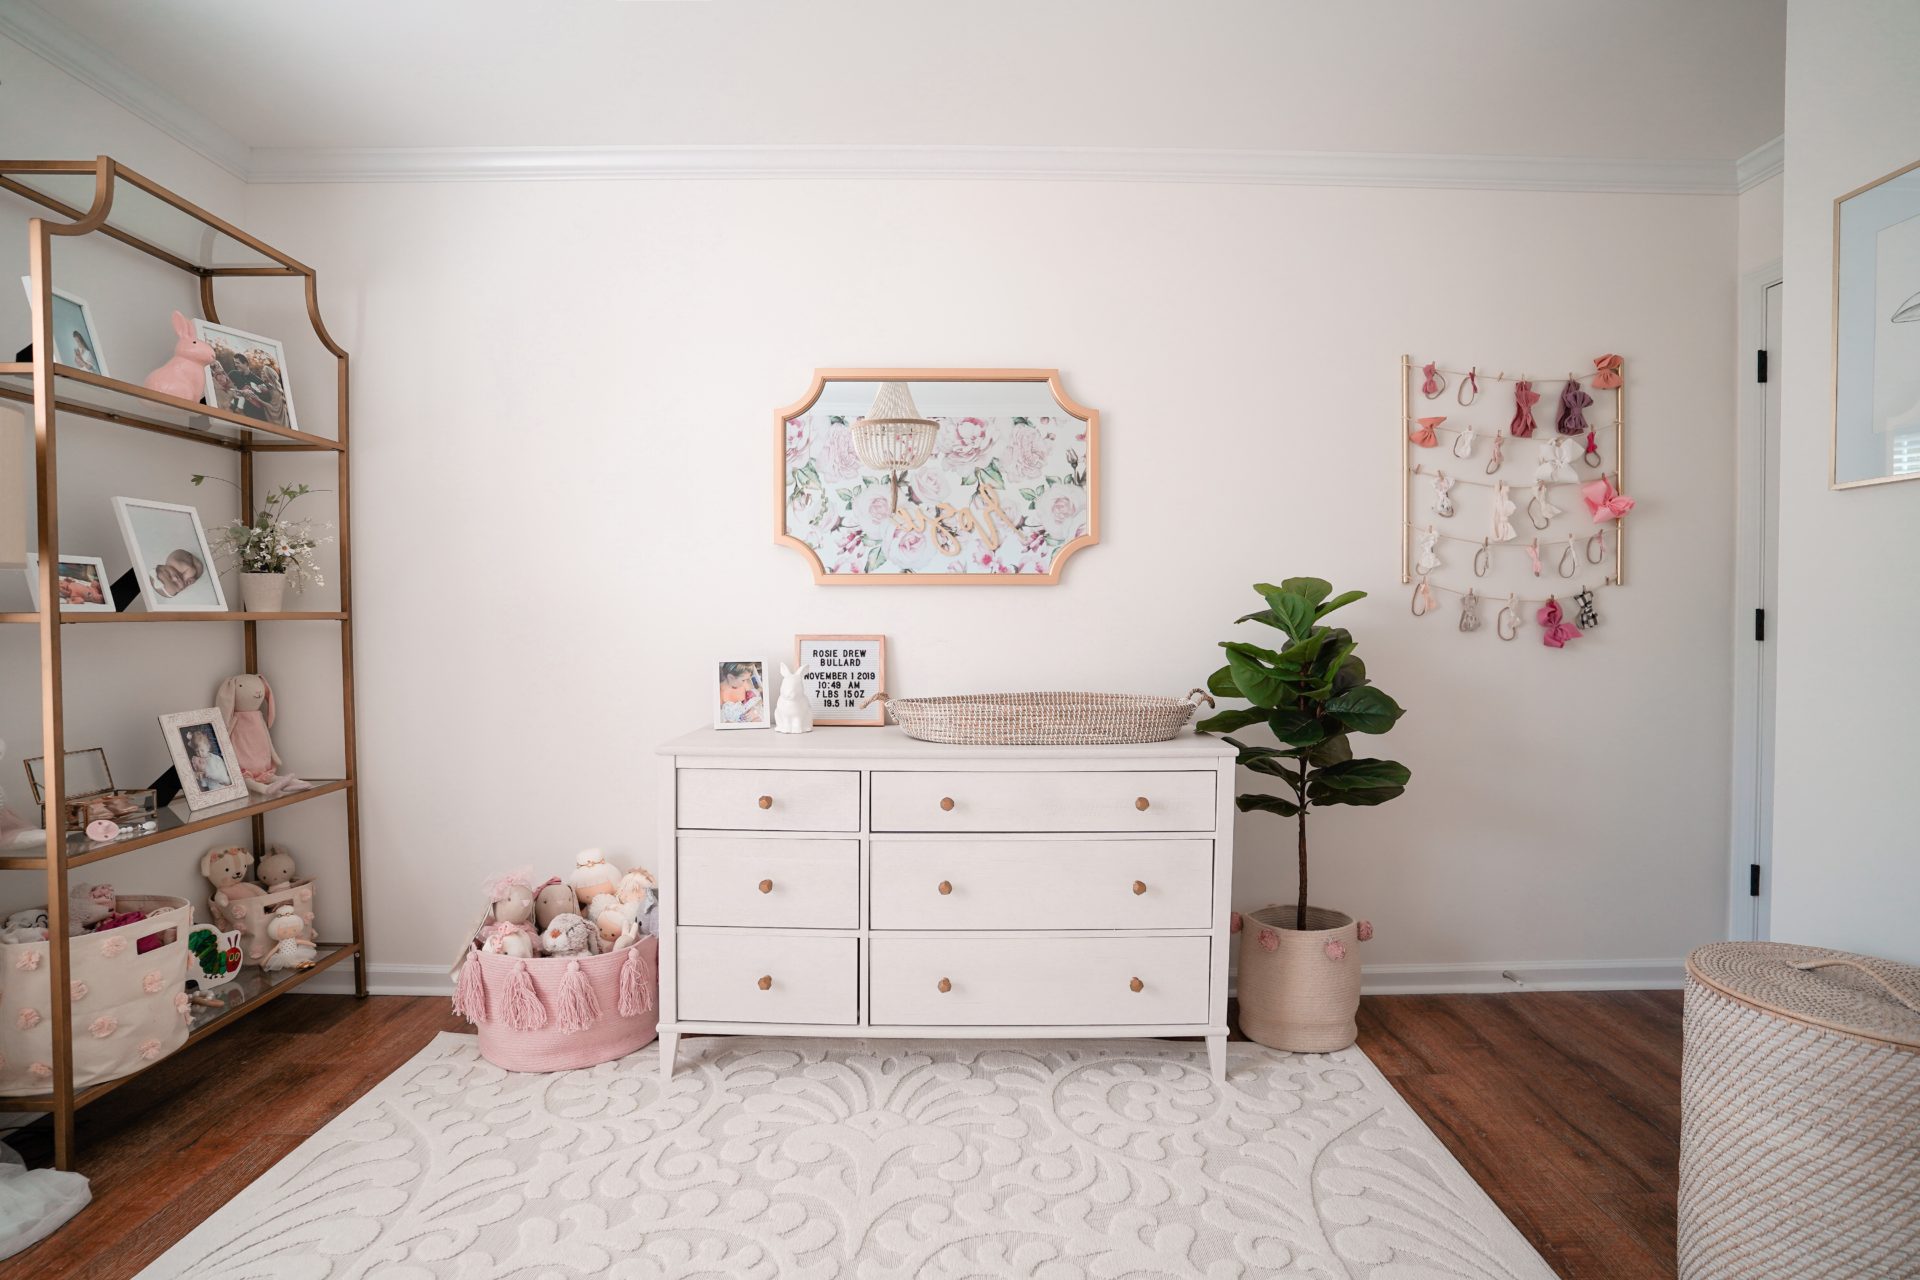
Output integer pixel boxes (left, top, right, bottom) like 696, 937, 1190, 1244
454, 935, 658, 1072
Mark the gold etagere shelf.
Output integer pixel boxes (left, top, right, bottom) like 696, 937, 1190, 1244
2, 156, 365, 1170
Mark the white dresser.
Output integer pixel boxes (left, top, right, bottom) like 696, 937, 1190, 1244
655, 726, 1237, 1081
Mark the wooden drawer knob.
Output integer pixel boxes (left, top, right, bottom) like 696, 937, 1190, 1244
1129, 977, 1144, 993
1135, 796, 1151, 811
757, 975, 773, 990
758, 879, 773, 894
1132, 880, 1147, 896
939, 796, 955, 811
757, 795, 773, 809
937, 880, 953, 895
937, 977, 952, 993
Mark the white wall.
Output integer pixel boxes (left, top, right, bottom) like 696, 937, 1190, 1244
1740, 174, 1784, 274
1769, 0, 1920, 964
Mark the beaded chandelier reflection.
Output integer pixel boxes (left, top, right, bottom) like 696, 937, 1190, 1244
851, 381, 937, 511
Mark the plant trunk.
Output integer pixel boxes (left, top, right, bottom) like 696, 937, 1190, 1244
1296, 800, 1307, 931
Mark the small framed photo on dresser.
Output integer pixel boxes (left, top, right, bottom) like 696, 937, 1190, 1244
714, 658, 770, 729
794, 634, 887, 726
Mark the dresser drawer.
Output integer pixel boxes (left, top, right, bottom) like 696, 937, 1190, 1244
677, 931, 857, 1024
869, 936, 1210, 1026
678, 837, 859, 928
870, 839, 1213, 930
678, 768, 860, 832
870, 770, 1216, 833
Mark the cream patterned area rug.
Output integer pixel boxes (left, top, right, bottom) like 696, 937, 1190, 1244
141, 1033, 1553, 1279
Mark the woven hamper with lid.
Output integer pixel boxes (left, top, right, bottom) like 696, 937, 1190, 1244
1678, 942, 1920, 1279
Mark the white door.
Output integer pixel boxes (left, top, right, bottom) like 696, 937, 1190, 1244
1742, 280, 1782, 940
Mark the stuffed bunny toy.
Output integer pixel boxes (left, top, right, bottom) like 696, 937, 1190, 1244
539, 912, 594, 957
66, 882, 114, 935
774, 661, 815, 734
216, 675, 312, 797
200, 846, 265, 911
141, 310, 215, 402
617, 868, 659, 938
261, 905, 318, 972
533, 877, 576, 931
255, 845, 299, 892
570, 848, 620, 909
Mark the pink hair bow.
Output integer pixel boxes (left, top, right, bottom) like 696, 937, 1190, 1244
1421, 362, 1443, 397
1536, 597, 1582, 649
1591, 354, 1624, 390
1510, 381, 1540, 438
1410, 416, 1444, 448
1581, 477, 1634, 523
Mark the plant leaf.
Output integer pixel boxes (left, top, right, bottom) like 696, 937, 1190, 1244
1315, 589, 1368, 619
1196, 707, 1264, 734
1306, 781, 1406, 807
1236, 792, 1301, 818
1205, 664, 1241, 699
1267, 707, 1327, 747
1305, 733, 1352, 766
1325, 685, 1404, 734
1312, 758, 1412, 790
1278, 577, 1333, 605
1254, 588, 1317, 639
1223, 644, 1290, 707
1234, 608, 1285, 629
1244, 756, 1303, 786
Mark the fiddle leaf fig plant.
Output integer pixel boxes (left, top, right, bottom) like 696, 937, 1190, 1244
1199, 578, 1410, 931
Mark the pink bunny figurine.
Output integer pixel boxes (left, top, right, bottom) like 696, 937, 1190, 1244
141, 310, 214, 402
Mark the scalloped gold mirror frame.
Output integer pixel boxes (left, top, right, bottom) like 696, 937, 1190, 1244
775, 368, 1100, 585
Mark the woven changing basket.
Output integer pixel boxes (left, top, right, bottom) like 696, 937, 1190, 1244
868, 690, 1213, 746
1679, 942, 1920, 1279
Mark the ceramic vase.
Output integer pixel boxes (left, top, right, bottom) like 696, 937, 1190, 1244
238, 571, 287, 612
1236, 904, 1363, 1052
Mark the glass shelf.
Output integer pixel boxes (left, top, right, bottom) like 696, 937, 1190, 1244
0, 364, 339, 451
0, 164, 290, 273
0, 611, 347, 625
0, 780, 350, 872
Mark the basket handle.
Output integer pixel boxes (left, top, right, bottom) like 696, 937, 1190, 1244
1790, 957, 1920, 1015
1185, 688, 1216, 710
859, 691, 893, 723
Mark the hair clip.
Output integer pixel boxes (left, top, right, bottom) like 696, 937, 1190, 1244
1411, 575, 1436, 616
1526, 537, 1542, 577
1456, 366, 1480, 406
1473, 538, 1491, 577
1586, 527, 1606, 564
1528, 483, 1562, 530
1491, 482, 1517, 543
1559, 534, 1578, 578
1556, 379, 1593, 436
1421, 362, 1446, 399
1581, 476, 1635, 522
1410, 416, 1444, 447
1574, 586, 1599, 628
1459, 589, 1481, 632
1582, 429, 1602, 468
1537, 437, 1578, 485
1415, 525, 1442, 575
1591, 354, 1624, 390
1537, 596, 1582, 648
1432, 470, 1456, 518
1497, 593, 1522, 641
1452, 425, 1477, 459
1485, 431, 1505, 475
1510, 380, 1540, 438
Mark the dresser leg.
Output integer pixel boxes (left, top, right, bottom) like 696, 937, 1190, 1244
1207, 1034, 1226, 1083
659, 1030, 679, 1084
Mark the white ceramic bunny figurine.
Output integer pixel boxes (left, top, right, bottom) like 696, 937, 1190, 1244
141, 310, 215, 402
774, 661, 814, 734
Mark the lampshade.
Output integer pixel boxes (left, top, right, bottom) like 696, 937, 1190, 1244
852, 382, 937, 473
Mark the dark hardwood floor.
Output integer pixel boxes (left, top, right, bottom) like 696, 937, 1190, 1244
8, 989, 1684, 1279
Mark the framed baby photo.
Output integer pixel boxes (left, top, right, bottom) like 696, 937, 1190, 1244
158, 708, 248, 810
23, 553, 115, 612
18, 279, 109, 376
795, 634, 887, 726
193, 320, 299, 432
714, 658, 770, 729
112, 496, 227, 612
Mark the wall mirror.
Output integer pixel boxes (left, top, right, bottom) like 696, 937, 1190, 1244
776, 368, 1099, 584
1833, 157, 1920, 489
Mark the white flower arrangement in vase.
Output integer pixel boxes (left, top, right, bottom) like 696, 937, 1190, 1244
188, 475, 331, 612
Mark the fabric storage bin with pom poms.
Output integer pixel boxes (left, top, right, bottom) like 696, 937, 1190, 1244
0, 895, 193, 1095
454, 935, 659, 1072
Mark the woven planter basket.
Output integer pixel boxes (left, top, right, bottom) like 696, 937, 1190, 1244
1235, 905, 1362, 1053
868, 690, 1212, 747
1679, 942, 1920, 1278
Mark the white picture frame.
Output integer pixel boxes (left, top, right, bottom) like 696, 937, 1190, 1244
111, 496, 228, 613
158, 707, 248, 810
23, 553, 115, 612
192, 319, 299, 432
794, 634, 888, 726
18, 279, 109, 377
714, 658, 771, 730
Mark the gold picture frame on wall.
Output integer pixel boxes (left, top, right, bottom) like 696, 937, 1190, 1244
1831, 156, 1920, 490
775, 368, 1100, 584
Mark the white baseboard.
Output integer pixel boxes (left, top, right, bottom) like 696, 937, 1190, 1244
302, 958, 1686, 1000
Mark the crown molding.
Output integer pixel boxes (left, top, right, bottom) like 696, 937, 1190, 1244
0, 0, 252, 178
1735, 134, 1784, 191
245, 142, 1743, 193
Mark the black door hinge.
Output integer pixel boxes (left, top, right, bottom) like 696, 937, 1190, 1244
1757, 350, 1769, 383
1749, 864, 1762, 897
1755, 608, 1766, 642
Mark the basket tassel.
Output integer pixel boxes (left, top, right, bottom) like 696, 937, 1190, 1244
556, 959, 600, 1033
504, 960, 547, 1032
452, 951, 487, 1024
618, 946, 653, 1016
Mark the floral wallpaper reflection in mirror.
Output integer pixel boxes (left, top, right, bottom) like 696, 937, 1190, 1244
784, 412, 1091, 576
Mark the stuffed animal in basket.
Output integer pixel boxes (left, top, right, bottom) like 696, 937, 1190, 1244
255, 845, 299, 893
67, 882, 114, 935
533, 877, 576, 931
200, 846, 265, 913
478, 870, 538, 958
1, 907, 49, 944
539, 912, 594, 957
618, 868, 659, 938
585, 893, 640, 954
261, 905, 318, 972
215, 675, 312, 798
570, 849, 620, 908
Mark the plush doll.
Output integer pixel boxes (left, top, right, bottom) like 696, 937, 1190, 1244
215, 675, 313, 798
200, 846, 265, 912
255, 845, 299, 893
533, 877, 576, 931
477, 871, 538, 957
261, 905, 318, 972
66, 883, 114, 935
570, 849, 620, 909
617, 868, 659, 938
539, 912, 594, 957
479, 921, 536, 958
1, 907, 48, 944
585, 892, 639, 953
